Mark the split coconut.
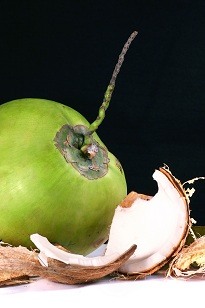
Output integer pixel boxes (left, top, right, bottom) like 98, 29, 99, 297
30, 166, 198, 281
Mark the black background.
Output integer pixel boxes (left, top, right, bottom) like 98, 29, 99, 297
0, 1, 205, 224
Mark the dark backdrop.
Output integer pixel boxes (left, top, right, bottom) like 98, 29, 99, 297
0, 1, 205, 224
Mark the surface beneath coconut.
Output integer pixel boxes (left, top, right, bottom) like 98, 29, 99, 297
1, 270, 205, 307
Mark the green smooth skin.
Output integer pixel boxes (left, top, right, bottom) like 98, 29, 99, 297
0, 98, 127, 254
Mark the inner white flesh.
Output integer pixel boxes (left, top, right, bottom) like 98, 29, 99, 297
30, 233, 123, 267
105, 169, 188, 274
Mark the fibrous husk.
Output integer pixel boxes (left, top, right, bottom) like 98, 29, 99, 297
0, 242, 136, 286
0, 245, 39, 286
167, 235, 205, 278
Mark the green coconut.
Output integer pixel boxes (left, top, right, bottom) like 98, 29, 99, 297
0, 31, 137, 254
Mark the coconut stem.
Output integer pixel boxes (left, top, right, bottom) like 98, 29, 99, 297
81, 31, 138, 156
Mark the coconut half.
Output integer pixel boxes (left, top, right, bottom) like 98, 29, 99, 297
104, 166, 192, 278
30, 166, 197, 282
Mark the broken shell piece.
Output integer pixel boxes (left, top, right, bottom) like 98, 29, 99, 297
105, 167, 191, 278
0, 240, 136, 286
167, 235, 205, 278
30, 233, 137, 284
30, 234, 136, 267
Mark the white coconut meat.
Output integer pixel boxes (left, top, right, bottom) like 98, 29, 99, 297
104, 167, 191, 276
30, 233, 136, 267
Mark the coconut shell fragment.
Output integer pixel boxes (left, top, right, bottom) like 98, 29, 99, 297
104, 167, 192, 279
40, 244, 137, 284
0, 245, 40, 286
0, 242, 136, 286
167, 235, 205, 278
